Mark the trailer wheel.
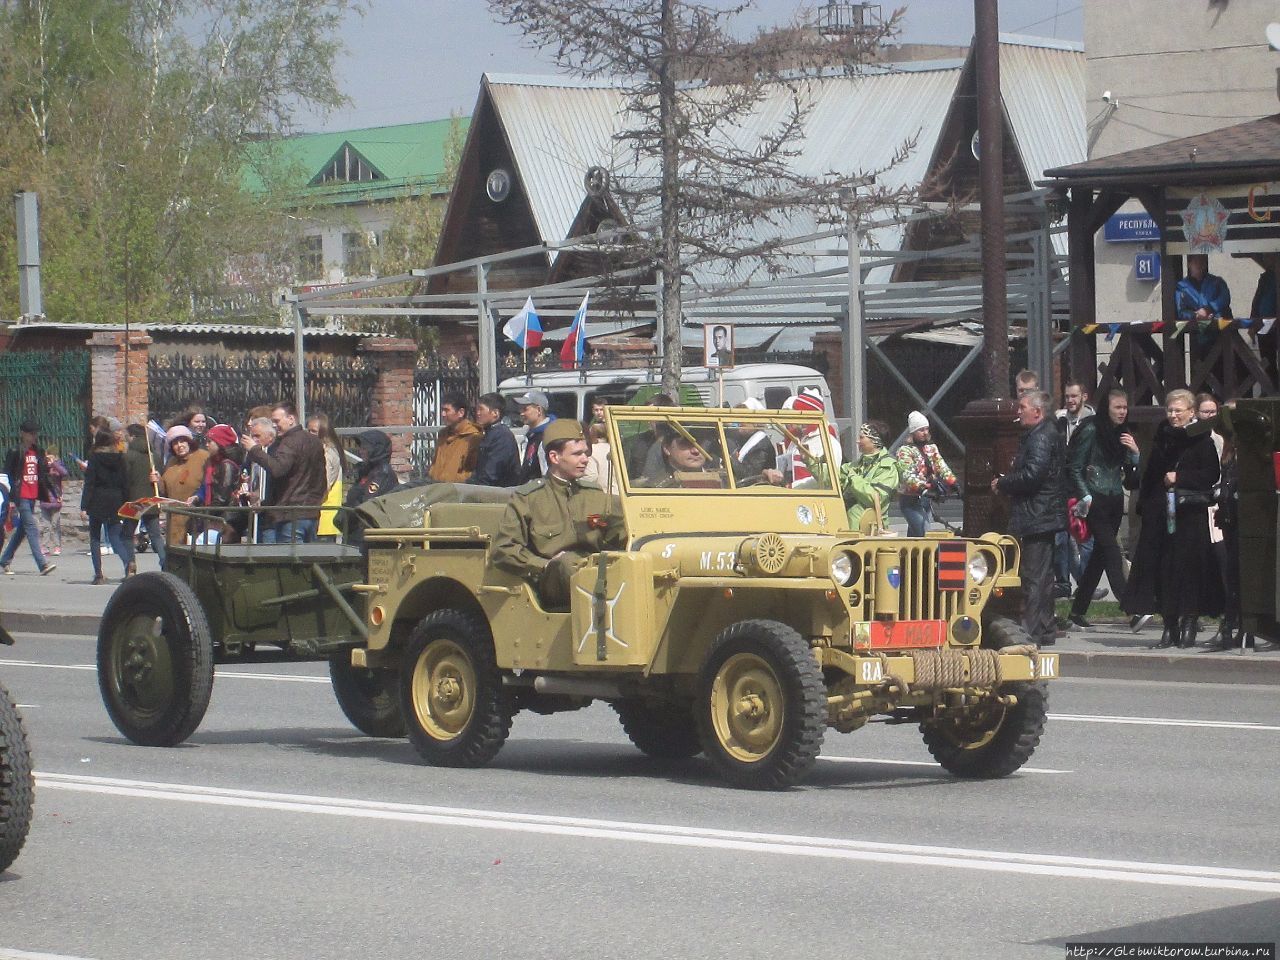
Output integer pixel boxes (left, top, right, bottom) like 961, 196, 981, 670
97, 572, 214, 747
0, 682, 33, 873
696, 619, 826, 790
399, 609, 511, 767
329, 654, 405, 738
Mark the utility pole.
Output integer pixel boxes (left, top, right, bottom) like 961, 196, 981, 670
974, 0, 1009, 397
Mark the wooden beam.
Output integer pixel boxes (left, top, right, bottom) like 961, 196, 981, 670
1067, 187, 1098, 389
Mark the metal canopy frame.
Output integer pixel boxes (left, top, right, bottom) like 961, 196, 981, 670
284, 190, 1066, 446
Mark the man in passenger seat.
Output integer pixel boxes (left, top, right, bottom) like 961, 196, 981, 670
492, 419, 624, 609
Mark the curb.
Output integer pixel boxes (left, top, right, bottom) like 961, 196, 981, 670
1057, 649, 1280, 685
4, 611, 102, 637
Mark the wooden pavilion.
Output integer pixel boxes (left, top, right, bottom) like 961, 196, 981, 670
1042, 115, 1280, 403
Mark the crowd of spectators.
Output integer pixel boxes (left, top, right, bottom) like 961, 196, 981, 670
2, 366, 1276, 653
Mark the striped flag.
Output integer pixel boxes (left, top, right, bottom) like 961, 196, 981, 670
502, 297, 543, 349
559, 292, 590, 370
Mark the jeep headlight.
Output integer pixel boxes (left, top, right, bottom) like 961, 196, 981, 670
831, 550, 860, 586
968, 552, 990, 584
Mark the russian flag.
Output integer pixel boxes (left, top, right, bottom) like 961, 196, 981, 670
502, 296, 543, 349
559, 292, 590, 370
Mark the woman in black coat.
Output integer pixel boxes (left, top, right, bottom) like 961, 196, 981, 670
1122, 389, 1224, 648
80, 429, 129, 584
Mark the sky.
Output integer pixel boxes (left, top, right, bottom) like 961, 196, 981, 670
296, 0, 1083, 133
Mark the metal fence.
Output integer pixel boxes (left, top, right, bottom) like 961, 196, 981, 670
148, 350, 378, 430
0, 350, 90, 474
410, 354, 479, 477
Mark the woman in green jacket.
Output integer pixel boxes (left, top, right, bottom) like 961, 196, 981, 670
1065, 390, 1139, 628
839, 420, 901, 531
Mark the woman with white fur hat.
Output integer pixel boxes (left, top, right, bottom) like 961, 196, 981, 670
895, 410, 957, 536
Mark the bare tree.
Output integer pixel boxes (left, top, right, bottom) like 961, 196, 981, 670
488, 0, 912, 393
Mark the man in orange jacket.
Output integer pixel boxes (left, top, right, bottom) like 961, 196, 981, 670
428, 392, 483, 483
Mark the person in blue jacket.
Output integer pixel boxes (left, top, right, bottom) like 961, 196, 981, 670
468, 392, 520, 488
1176, 254, 1231, 363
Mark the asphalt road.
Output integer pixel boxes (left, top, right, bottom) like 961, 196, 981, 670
1, 632, 1277, 960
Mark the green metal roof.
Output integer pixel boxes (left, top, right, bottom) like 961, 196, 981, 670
242, 116, 468, 205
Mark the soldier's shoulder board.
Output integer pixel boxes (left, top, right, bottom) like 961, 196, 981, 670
513, 478, 546, 496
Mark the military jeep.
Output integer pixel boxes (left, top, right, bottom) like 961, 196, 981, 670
356, 406, 1058, 789
95, 407, 1057, 790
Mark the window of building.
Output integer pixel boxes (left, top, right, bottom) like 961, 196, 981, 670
343, 232, 372, 278
296, 235, 323, 280
312, 144, 384, 185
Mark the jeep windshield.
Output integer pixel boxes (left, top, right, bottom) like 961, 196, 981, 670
607, 407, 840, 496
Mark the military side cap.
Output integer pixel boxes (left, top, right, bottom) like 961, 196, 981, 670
543, 419, 585, 445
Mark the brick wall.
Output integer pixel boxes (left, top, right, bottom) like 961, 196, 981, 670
359, 337, 418, 476
87, 330, 151, 424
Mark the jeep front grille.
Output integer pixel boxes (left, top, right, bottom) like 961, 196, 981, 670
854, 544, 963, 622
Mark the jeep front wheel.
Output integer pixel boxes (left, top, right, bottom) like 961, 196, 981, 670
920, 683, 1048, 779
399, 610, 511, 767
696, 620, 826, 790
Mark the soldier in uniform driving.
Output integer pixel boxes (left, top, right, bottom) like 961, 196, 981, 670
492, 419, 624, 609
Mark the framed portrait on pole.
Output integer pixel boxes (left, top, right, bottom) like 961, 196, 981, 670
704, 323, 735, 368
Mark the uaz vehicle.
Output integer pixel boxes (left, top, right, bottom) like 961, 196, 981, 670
97, 407, 1058, 790
0, 619, 34, 873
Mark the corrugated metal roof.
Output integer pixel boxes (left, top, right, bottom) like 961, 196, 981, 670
485, 78, 629, 257
485, 41, 1082, 269
6, 321, 378, 338
241, 117, 467, 201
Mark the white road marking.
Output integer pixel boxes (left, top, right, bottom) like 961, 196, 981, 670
819, 755, 1072, 774
213, 671, 328, 684
0, 950, 100, 960
1049, 713, 1280, 732
4, 659, 1277, 730
34, 772, 1280, 894
0, 660, 326, 682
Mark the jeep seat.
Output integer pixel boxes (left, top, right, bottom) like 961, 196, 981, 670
425, 502, 509, 541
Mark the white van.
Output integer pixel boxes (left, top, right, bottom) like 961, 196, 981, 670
497, 363, 834, 422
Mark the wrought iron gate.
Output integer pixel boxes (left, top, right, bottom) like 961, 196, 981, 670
0, 350, 90, 471
411, 354, 479, 476
148, 351, 378, 429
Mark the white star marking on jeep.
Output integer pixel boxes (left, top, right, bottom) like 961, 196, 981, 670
573, 580, 630, 653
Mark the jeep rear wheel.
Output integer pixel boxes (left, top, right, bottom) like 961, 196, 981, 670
613, 700, 702, 760
399, 609, 511, 767
0, 682, 34, 873
696, 620, 825, 790
329, 654, 405, 738
97, 572, 215, 747
921, 682, 1048, 778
